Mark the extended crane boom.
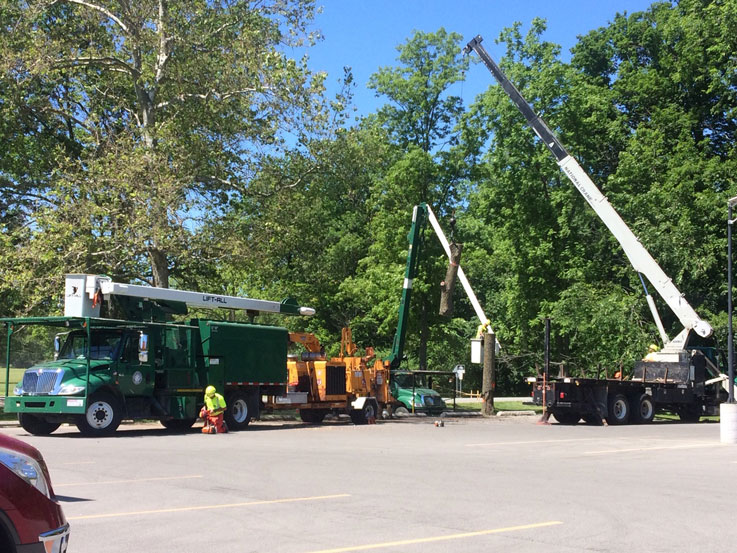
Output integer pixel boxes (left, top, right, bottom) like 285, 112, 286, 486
464, 35, 712, 352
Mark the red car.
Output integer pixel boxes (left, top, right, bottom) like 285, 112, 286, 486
0, 432, 69, 553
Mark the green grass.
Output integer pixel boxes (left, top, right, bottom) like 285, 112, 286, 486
448, 400, 542, 414
0, 368, 25, 419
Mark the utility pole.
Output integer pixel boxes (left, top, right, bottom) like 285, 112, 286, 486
728, 197, 737, 403
482, 331, 496, 416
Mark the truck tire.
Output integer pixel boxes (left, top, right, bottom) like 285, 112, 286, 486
224, 390, 251, 431
76, 392, 122, 436
160, 418, 196, 432
393, 406, 410, 417
18, 413, 60, 436
299, 409, 327, 424
551, 412, 580, 425
350, 399, 378, 425
630, 394, 655, 424
606, 394, 630, 425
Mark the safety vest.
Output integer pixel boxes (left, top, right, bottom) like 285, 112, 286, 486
204, 393, 226, 415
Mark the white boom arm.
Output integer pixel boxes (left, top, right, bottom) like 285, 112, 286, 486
64, 274, 315, 318
465, 35, 712, 348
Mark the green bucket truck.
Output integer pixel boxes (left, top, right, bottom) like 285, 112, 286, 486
2, 274, 314, 436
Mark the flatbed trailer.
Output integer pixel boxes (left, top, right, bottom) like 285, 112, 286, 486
531, 353, 727, 424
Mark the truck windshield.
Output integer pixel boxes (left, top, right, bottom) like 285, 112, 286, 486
58, 330, 124, 361
393, 373, 428, 388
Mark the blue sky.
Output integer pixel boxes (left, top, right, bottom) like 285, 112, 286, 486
307, 0, 657, 117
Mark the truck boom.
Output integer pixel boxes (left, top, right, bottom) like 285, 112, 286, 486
464, 35, 712, 350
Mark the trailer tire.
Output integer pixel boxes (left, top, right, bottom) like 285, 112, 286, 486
18, 413, 60, 436
551, 412, 580, 425
76, 392, 122, 436
299, 409, 327, 424
630, 394, 655, 424
606, 394, 630, 425
350, 399, 378, 425
224, 390, 251, 431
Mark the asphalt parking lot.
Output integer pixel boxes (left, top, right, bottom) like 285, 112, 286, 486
4, 415, 737, 553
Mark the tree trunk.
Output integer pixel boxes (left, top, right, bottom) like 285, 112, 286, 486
149, 248, 169, 288
439, 242, 462, 317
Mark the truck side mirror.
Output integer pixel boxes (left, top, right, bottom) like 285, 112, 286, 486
139, 333, 149, 363
53, 336, 61, 360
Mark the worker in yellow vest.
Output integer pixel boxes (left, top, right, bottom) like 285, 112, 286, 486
200, 385, 228, 434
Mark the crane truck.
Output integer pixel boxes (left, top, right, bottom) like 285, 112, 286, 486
3, 274, 319, 436
465, 35, 731, 424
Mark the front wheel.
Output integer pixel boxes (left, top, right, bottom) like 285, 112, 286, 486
76, 392, 122, 436
224, 390, 251, 431
18, 413, 60, 436
606, 394, 630, 425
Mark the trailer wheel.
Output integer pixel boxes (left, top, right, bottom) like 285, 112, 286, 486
630, 394, 655, 424
299, 409, 327, 424
606, 394, 630, 425
76, 392, 122, 436
350, 399, 378, 425
225, 391, 251, 431
18, 413, 60, 436
551, 412, 580, 425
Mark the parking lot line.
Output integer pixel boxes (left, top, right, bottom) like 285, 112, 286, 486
55, 475, 204, 487
584, 443, 723, 455
303, 521, 563, 553
66, 493, 351, 520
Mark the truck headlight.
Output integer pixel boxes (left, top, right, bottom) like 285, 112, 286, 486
0, 447, 50, 498
58, 383, 85, 395
13, 384, 23, 395
413, 396, 424, 407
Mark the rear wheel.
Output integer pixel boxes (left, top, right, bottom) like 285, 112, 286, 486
224, 390, 251, 431
551, 412, 581, 425
630, 394, 655, 424
606, 394, 630, 425
18, 413, 60, 436
76, 392, 122, 436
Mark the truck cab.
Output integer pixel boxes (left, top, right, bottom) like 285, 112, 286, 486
391, 371, 446, 415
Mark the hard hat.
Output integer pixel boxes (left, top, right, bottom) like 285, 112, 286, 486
648, 344, 659, 352
205, 385, 216, 397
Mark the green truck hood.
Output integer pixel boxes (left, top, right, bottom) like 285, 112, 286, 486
24, 359, 112, 386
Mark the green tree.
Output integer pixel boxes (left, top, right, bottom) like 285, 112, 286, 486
0, 0, 325, 315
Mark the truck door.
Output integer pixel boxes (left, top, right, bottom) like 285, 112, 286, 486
116, 331, 154, 396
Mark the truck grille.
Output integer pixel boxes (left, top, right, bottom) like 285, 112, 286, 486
22, 369, 61, 394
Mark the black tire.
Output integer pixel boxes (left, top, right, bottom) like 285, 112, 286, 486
18, 413, 60, 436
160, 418, 196, 432
76, 392, 122, 436
350, 399, 378, 425
299, 409, 327, 424
551, 412, 581, 425
630, 394, 655, 424
606, 393, 630, 425
224, 390, 251, 431
393, 406, 410, 417
678, 404, 701, 423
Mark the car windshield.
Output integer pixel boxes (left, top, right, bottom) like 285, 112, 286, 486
58, 330, 124, 361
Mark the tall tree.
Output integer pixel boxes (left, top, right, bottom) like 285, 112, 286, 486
0, 0, 325, 315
